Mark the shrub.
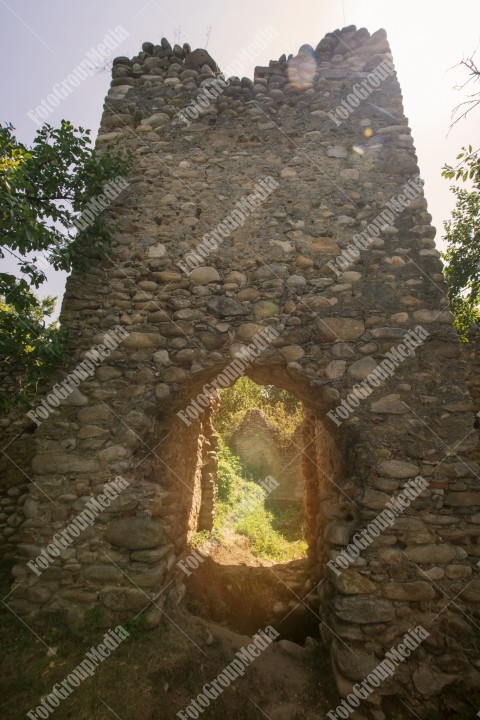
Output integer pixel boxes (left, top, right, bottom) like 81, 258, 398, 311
217, 442, 244, 502
214, 376, 303, 448
214, 442, 307, 562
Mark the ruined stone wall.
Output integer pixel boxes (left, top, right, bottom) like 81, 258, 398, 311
196, 406, 219, 532
0, 419, 34, 560
2, 24, 480, 711
302, 408, 346, 562
229, 408, 304, 502
462, 327, 480, 465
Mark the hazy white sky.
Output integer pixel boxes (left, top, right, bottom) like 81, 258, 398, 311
1, 0, 479, 308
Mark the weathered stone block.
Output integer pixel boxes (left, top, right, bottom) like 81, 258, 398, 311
406, 544, 457, 564
334, 596, 395, 623
122, 333, 164, 349
445, 492, 480, 507
371, 394, 408, 414
332, 641, 378, 681
32, 453, 99, 474
348, 357, 377, 380
104, 519, 165, 550
189, 267, 220, 283
77, 405, 113, 424
334, 570, 377, 595
383, 581, 436, 601
316, 318, 365, 341
377, 460, 420, 478
100, 586, 148, 611
83, 566, 124, 582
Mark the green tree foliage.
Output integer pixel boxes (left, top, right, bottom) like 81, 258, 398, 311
0, 296, 65, 412
217, 442, 244, 502
442, 146, 480, 339
214, 376, 302, 446
0, 121, 131, 411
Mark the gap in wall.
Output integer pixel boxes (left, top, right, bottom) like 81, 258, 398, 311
185, 377, 321, 645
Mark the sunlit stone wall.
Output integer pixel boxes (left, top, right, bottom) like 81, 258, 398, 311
2, 25, 480, 710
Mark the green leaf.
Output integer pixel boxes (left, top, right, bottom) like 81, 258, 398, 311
442, 146, 480, 339
0, 120, 132, 411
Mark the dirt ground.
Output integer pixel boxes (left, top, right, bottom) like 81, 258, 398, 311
1, 537, 479, 719
0, 559, 334, 720
185, 528, 320, 641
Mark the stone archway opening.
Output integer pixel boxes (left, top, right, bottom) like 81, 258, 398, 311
176, 370, 337, 646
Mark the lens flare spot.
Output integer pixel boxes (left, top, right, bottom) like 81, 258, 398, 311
287, 45, 317, 89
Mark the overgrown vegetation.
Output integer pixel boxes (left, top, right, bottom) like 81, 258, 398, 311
442, 146, 480, 339
214, 441, 307, 562
208, 379, 306, 561
214, 376, 303, 447
441, 48, 480, 339
0, 294, 67, 413
3, 561, 334, 720
0, 121, 131, 411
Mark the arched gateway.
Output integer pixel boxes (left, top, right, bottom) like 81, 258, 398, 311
2, 25, 480, 711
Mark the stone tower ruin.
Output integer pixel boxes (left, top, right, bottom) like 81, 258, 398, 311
2, 24, 480, 710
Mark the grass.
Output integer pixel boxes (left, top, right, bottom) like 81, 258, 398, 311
213, 442, 307, 562
0, 559, 333, 720
0, 562, 159, 719
0, 558, 275, 720
233, 492, 307, 561
266, 501, 306, 544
